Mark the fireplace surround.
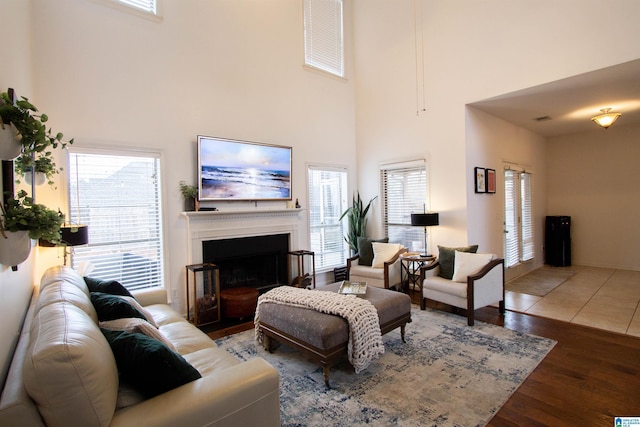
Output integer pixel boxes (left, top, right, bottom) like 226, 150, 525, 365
182, 208, 304, 289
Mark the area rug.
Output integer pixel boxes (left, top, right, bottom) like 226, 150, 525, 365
506, 265, 581, 296
215, 307, 556, 427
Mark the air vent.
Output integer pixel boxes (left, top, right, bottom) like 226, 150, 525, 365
534, 116, 552, 122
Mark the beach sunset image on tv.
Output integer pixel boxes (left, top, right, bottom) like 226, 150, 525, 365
198, 136, 292, 201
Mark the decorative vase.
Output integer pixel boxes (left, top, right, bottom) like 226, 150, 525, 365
0, 230, 32, 267
0, 122, 21, 160
24, 171, 47, 186
184, 198, 199, 212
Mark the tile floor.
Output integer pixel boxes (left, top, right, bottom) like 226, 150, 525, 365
505, 265, 640, 337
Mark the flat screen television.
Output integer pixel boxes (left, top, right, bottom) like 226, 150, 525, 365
198, 135, 292, 201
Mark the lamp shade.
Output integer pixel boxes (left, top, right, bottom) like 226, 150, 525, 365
411, 213, 439, 227
591, 108, 621, 129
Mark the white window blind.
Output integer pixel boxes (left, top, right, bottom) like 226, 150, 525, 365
68, 150, 165, 291
380, 161, 428, 251
504, 169, 533, 268
307, 165, 348, 270
116, 0, 156, 14
304, 0, 344, 77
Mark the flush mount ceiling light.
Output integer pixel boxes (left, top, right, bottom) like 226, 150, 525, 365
591, 107, 622, 129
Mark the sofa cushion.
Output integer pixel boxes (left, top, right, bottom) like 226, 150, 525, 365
101, 329, 202, 398
357, 237, 388, 266
84, 276, 134, 298
371, 242, 402, 268
437, 245, 479, 279
35, 281, 99, 324
24, 303, 119, 427
40, 265, 90, 295
91, 292, 149, 323
452, 251, 494, 282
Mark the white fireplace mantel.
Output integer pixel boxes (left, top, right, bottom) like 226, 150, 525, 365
181, 209, 305, 265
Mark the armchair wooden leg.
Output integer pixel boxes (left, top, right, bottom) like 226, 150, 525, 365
420, 297, 426, 310
467, 312, 474, 326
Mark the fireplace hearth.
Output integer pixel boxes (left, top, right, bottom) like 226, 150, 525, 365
202, 233, 289, 293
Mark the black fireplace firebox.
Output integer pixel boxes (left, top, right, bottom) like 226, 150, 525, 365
202, 234, 289, 292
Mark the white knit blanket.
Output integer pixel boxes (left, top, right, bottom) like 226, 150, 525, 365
254, 286, 384, 374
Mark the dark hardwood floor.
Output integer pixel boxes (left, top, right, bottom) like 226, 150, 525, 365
209, 291, 640, 426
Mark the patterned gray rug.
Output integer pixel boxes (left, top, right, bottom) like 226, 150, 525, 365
215, 307, 555, 427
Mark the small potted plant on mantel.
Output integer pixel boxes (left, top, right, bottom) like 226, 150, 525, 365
0, 190, 64, 267
0, 88, 73, 184
179, 181, 199, 212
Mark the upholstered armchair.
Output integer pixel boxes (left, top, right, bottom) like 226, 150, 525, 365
419, 248, 505, 326
347, 240, 407, 289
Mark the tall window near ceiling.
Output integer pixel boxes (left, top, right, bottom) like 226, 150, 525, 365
307, 165, 348, 270
380, 160, 428, 251
68, 150, 165, 291
303, 0, 344, 77
115, 0, 157, 14
504, 168, 533, 268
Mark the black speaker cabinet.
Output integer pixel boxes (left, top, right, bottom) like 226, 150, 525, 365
545, 216, 571, 266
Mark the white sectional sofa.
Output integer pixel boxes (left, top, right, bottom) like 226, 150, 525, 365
0, 266, 280, 427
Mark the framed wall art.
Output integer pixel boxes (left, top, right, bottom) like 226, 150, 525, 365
475, 167, 486, 193
486, 168, 496, 193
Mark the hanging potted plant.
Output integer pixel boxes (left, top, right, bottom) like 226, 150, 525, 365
180, 181, 199, 212
0, 89, 73, 182
0, 190, 64, 266
339, 192, 377, 255
14, 154, 58, 186
0, 120, 21, 160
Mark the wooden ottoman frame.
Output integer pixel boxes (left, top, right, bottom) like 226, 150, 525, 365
256, 284, 412, 387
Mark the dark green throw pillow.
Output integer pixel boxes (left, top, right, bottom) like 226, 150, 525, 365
357, 237, 389, 266
84, 277, 134, 298
91, 292, 148, 322
101, 329, 201, 398
437, 245, 479, 279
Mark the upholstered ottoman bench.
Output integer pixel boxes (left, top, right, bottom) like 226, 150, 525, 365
255, 283, 411, 387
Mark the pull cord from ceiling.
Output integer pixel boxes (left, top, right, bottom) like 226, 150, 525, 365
414, 0, 426, 116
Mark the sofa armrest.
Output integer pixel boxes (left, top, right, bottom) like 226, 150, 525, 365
133, 288, 168, 307
110, 358, 280, 427
383, 248, 407, 288
467, 258, 505, 312
419, 261, 440, 282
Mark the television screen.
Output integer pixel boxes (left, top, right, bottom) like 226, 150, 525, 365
198, 135, 292, 201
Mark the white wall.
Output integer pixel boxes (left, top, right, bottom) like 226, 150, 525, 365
0, 0, 37, 387
466, 108, 547, 280
352, 0, 640, 263
547, 122, 640, 271
8, 0, 357, 313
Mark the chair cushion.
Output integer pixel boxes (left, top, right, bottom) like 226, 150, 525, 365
371, 242, 402, 268
357, 237, 388, 266
437, 245, 478, 279
451, 251, 494, 282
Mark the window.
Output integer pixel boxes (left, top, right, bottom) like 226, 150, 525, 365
68, 150, 165, 291
307, 165, 348, 270
115, 0, 157, 15
380, 160, 428, 251
303, 0, 344, 77
504, 169, 533, 268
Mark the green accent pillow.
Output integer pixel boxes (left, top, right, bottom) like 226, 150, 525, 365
437, 245, 479, 279
84, 277, 134, 298
357, 237, 389, 266
101, 329, 201, 398
91, 292, 148, 322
